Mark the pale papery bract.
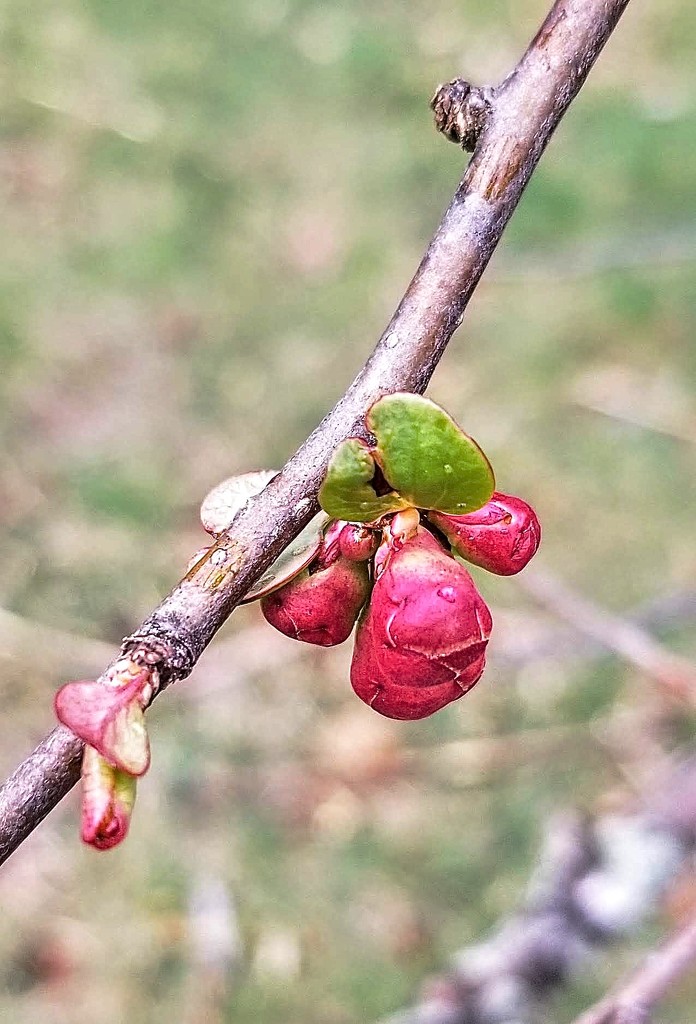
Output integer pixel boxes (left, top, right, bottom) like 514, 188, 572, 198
350, 525, 492, 719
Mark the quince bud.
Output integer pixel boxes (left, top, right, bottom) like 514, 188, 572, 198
81, 745, 137, 851
428, 491, 541, 576
338, 523, 379, 563
351, 526, 492, 719
261, 549, 372, 647
54, 665, 151, 776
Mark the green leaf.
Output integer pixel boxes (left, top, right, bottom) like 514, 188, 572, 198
367, 393, 495, 514
104, 700, 150, 777
318, 438, 410, 523
242, 512, 330, 602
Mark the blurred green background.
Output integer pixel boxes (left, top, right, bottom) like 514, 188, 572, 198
1, 0, 695, 1021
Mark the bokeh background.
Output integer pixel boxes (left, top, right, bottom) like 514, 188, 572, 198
1, 0, 695, 1021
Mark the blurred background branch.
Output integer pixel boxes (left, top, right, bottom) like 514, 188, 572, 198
382, 754, 696, 1024
573, 912, 696, 1024
519, 569, 696, 704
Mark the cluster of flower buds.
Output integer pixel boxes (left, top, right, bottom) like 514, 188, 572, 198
53, 392, 540, 850
220, 394, 541, 721
257, 488, 539, 720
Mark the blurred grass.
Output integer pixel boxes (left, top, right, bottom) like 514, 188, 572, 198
0, 1, 695, 1022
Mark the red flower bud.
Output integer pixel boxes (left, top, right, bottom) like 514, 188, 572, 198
338, 523, 380, 563
81, 745, 137, 851
428, 492, 541, 576
350, 526, 492, 719
261, 553, 371, 646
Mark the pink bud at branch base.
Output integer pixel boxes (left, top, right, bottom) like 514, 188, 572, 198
54, 662, 153, 776
262, 550, 372, 646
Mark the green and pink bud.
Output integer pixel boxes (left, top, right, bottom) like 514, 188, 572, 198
81, 745, 137, 851
350, 526, 492, 720
428, 491, 541, 576
54, 662, 153, 776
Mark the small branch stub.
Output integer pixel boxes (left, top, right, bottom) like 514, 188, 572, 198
430, 78, 494, 151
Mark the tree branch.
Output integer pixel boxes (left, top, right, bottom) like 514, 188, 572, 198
381, 754, 696, 1024
519, 570, 696, 704
573, 913, 696, 1024
494, 587, 696, 670
0, 0, 632, 866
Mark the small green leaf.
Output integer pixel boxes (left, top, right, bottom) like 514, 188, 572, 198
318, 438, 410, 523
242, 511, 330, 602
105, 701, 150, 777
367, 393, 495, 514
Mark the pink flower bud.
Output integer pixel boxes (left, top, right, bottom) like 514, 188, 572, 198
54, 665, 151, 776
350, 526, 492, 719
428, 492, 541, 576
338, 523, 379, 563
316, 519, 345, 567
261, 553, 372, 646
81, 745, 137, 851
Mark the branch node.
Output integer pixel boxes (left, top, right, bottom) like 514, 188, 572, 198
430, 78, 495, 151
120, 634, 193, 694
